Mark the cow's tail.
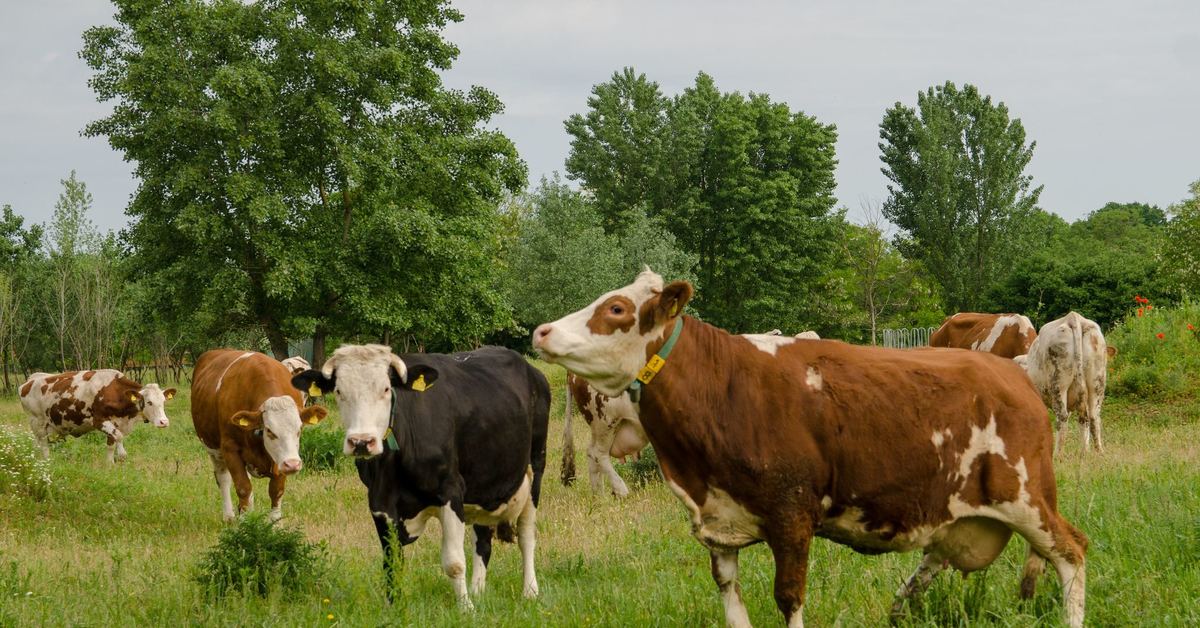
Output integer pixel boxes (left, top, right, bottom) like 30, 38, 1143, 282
1072, 313, 1086, 424
560, 379, 577, 486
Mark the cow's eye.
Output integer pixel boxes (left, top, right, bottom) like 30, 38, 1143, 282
266, 430, 277, 440
610, 304, 625, 315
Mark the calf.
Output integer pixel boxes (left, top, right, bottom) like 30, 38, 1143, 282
1013, 312, 1114, 454
192, 350, 328, 522
293, 344, 550, 609
930, 312, 1038, 358
534, 269, 1087, 628
560, 373, 647, 497
20, 370, 174, 463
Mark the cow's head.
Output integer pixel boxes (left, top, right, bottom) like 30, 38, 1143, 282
230, 396, 327, 474
533, 268, 693, 397
133, 384, 176, 428
281, 356, 312, 375
291, 344, 438, 457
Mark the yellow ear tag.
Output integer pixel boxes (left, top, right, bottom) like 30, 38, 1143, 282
669, 303, 680, 317
411, 374, 429, 392
165, 392, 174, 400
308, 383, 322, 397
129, 393, 139, 402
237, 417, 251, 427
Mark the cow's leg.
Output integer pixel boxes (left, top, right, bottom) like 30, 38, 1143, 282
100, 420, 124, 464
767, 524, 814, 628
710, 549, 751, 628
890, 552, 944, 622
224, 456, 255, 516
1020, 544, 1045, 599
469, 525, 493, 596
371, 513, 401, 602
589, 422, 629, 497
267, 473, 287, 522
438, 504, 472, 609
1010, 507, 1088, 628
29, 416, 50, 458
114, 441, 128, 462
517, 497, 539, 598
209, 452, 236, 522
1087, 385, 1105, 453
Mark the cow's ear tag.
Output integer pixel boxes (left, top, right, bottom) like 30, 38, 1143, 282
237, 417, 251, 427
129, 393, 138, 402
669, 302, 680, 317
308, 383, 322, 397
411, 374, 430, 392
165, 391, 174, 400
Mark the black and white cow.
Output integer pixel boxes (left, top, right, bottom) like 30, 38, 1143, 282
292, 344, 550, 608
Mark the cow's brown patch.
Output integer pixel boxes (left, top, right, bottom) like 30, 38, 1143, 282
931, 313, 1036, 359
586, 296, 636, 335
95, 378, 141, 420
82, 370, 97, 381
47, 373, 77, 394
955, 452, 1022, 507
19, 380, 33, 397
48, 397, 88, 426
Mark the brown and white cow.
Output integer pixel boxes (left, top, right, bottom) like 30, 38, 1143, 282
1012, 312, 1114, 455
533, 269, 1087, 628
930, 312, 1038, 358
20, 370, 175, 463
280, 356, 311, 375
192, 350, 328, 522
560, 373, 647, 497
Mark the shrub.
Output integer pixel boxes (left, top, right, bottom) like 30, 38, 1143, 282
616, 445, 662, 488
193, 513, 328, 598
0, 428, 51, 501
1106, 298, 1200, 399
299, 423, 348, 473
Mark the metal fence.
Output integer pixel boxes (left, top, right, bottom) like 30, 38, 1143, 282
880, 327, 938, 349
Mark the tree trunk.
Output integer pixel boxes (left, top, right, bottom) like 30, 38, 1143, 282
312, 327, 326, 369
265, 324, 289, 360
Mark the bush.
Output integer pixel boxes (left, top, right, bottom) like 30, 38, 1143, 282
0, 428, 51, 501
299, 422, 348, 473
193, 513, 328, 598
1106, 299, 1200, 399
616, 445, 662, 488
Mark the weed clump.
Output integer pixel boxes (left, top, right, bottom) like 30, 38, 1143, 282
0, 428, 51, 501
617, 445, 662, 488
299, 422, 348, 472
193, 513, 328, 598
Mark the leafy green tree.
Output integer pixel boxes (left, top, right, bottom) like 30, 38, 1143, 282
565, 70, 841, 334
505, 177, 695, 327
880, 81, 1043, 311
82, 0, 524, 362
1163, 179, 1200, 297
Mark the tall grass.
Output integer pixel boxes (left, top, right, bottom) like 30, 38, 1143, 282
1107, 299, 1200, 398
0, 427, 51, 500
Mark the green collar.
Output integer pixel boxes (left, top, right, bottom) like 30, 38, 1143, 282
384, 389, 400, 451
628, 317, 684, 402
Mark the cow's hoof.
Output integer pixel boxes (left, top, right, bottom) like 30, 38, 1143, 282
457, 597, 475, 612
470, 578, 486, 596
523, 581, 539, 599
222, 514, 236, 524
269, 509, 283, 523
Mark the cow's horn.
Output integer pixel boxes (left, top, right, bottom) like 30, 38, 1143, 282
388, 352, 408, 384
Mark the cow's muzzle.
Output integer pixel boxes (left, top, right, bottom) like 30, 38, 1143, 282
346, 434, 379, 457
279, 458, 303, 475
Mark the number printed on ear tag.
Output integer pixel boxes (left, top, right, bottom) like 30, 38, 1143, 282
412, 374, 430, 392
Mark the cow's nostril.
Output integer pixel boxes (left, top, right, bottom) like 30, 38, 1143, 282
533, 324, 553, 346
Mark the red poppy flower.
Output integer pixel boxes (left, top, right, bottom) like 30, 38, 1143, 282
1137, 308, 1144, 317
1189, 324, 1195, 331
1146, 305, 1153, 311
1156, 332, 1165, 340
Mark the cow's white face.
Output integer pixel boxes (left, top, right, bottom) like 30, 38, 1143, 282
136, 384, 175, 428
230, 396, 327, 474
533, 269, 693, 397
291, 344, 437, 457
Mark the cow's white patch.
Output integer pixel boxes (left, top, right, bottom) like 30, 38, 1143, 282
787, 607, 805, 628
259, 396, 304, 467
667, 480, 764, 549
805, 366, 822, 391
464, 468, 533, 526
215, 352, 255, 391
931, 428, 952, 448
321, 344, 406, 456
817, 506, 939, 553
820, 495, 832, 510
397, 506, 439, 538
972, 315, 1030, 352
954, 415, 1006, 480
437, 503, 472, 609
740, 333, 796, 356
795, 330, 820, 340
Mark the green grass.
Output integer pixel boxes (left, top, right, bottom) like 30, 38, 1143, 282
0, 362, 1197, 626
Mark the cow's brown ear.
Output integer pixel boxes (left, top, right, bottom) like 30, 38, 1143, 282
230, 410, 264, 430
163, 388, 177, 401
128, 390, 143, 404
1106, 346, 1118, 358
657, 281, 694, 319
300, 405, 328, 426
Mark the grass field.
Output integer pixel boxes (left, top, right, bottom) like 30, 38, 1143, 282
1, 360, 1198, 626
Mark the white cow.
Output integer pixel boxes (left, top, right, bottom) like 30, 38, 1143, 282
1013, 312, 1114, 454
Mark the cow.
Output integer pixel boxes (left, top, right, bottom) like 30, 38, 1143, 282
291, 344, 550, 609
560, 373, 646, 497
20, 370, 175, 463
930, 312, 1038, 358
192, 350, 329, 522
1012, 312, 1114, 455
280, 356, 311, 374
533, 269, 1087, 628
795, 330, 820, 340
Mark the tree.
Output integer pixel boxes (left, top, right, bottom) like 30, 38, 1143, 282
1163, 179, 1200, 298
82, 0, 525, 363
565, 70, 841, 334
880, 81, 1043, 311
0, 205, 43, 388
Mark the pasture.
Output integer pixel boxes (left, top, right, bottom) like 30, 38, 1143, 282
1, 360, 1198, 626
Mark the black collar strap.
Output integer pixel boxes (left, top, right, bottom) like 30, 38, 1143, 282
627, 317, 684, 402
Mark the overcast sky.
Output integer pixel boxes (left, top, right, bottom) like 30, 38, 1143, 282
2, 1, 1198, 233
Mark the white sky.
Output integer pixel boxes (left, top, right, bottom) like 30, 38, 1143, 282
2, 0, 1198, 233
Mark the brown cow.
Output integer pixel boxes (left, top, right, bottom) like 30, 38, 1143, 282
560, 373, 647, 497
930, 312, 1038, 358
20, 370, 175, 463
533, 270, 1087, 628
192, 350, 328, 522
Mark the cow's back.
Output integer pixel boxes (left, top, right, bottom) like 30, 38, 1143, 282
931, 313, 1036, 358
192, 350, 270, 449
20, 369, 129, 433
